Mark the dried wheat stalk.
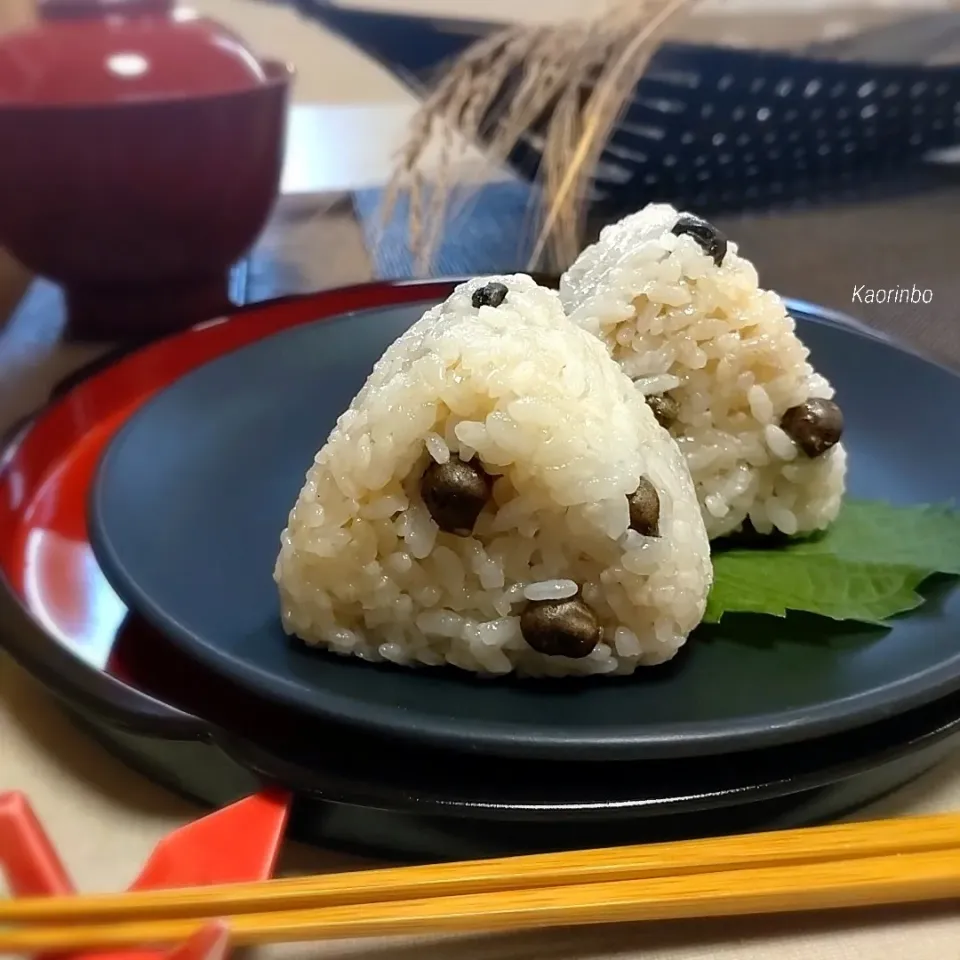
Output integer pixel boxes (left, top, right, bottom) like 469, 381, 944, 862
381, 0, 695, 275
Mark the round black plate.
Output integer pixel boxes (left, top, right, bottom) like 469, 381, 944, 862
89, 298, 960, 762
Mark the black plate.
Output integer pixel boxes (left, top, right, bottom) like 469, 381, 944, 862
89, 298, 960, 762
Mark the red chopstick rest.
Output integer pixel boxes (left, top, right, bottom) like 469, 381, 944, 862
0, 789, 292, 960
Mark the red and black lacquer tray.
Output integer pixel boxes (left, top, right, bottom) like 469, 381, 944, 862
2, 281, 960, 863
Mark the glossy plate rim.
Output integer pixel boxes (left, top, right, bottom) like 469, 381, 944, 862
82, 280, 960, 762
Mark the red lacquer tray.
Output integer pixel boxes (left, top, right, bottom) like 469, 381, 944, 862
3, 281, 960, 865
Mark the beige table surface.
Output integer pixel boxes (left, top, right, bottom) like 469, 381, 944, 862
4, 97, 960, 959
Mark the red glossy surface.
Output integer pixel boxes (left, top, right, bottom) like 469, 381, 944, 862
0, 282, 453, 724
0, 56, 291, 340
0, 1, 266, 105
0, 789, 289, 960
130, 790, 291, 890
0, 791, 74, 898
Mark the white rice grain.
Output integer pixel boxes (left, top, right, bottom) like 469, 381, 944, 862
523, 579, 580, 602
424, 432, 450, 464
765, 424, 799, 461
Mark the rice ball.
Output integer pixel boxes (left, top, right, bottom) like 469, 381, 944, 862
275, 274, 712, 677
561, 204, 847, 539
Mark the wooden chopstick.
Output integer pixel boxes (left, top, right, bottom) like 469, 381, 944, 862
2, 848, 960, 952
2, 812, 960, 927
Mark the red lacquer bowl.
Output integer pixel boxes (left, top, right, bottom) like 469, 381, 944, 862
0, 0, 292, 340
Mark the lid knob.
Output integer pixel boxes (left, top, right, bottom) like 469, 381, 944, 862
40, 0, 173, 20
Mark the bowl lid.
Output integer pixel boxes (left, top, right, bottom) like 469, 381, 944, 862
0, 0, 269, 106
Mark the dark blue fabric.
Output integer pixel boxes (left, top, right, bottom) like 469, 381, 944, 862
352, 181, 541, 280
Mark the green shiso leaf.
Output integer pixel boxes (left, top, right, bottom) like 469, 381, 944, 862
788, 501, 960, 573
705, 500, 960, 625
705, 554, 928, 625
